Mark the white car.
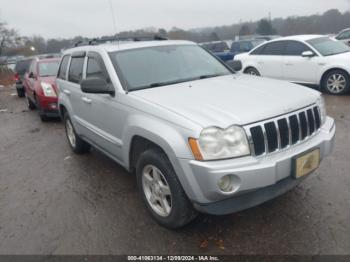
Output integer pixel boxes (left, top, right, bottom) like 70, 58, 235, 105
235, 35, 350, 95
335, 28, 350, 46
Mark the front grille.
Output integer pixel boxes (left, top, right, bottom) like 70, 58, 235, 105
247, 106, 321, 156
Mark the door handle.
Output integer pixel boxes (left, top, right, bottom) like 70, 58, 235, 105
82, 97, 92, 104
257, 61, 264, 64
285, 63, 293, 66
63, 89, 71, 96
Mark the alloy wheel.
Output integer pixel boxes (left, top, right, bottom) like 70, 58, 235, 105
66, 118, 76, 148
326, 73, 347, 94
142, 165, 172, 217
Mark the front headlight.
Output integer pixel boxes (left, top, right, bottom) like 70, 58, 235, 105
317, 95, 327, 125
189, 125, 250, 161
41, 82, 57, 97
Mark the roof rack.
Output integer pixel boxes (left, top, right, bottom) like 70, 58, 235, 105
73, 35, 168, 47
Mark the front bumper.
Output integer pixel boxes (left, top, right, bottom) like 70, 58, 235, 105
176, 117, 335, 215
38, 95, 59, 117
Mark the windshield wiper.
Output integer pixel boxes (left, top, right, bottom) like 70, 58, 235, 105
198, 74, 223, 80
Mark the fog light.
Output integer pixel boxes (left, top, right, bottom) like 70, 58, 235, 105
218, 175, 233, 192
48, 103, 57, 109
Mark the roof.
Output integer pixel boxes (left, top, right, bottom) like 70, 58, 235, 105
37, 57, 61, 63
64, 40, 196, 54
270, 35, 325, 42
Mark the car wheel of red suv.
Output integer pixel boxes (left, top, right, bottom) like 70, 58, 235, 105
25, 93, 36, 110
64, 112, 91, 154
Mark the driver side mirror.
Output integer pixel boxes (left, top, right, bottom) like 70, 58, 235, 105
29, 72, 36, 79
302, 51, 315, 58
81, 77, 115, 96
226, 60, 242, 72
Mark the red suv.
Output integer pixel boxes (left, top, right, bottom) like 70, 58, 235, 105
24, 57, 61, 121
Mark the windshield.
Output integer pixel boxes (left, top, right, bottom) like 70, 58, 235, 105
38, 61, 60, 77
307, 37, 350, 56
109, 45, 231, 91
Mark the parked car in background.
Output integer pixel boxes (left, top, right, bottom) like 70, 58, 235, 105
57, 39, 334, 229
202, 39, 265, 62
235, 35, 350, 95
14, 58, 34, 97
24, 57, 61, 121
335, 28, 350, 46
255, 35, 281, 41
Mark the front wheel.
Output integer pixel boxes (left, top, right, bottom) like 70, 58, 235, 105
136, 148, 198, 229
25, 93, 36, 110
322, 70, 350, 95
64, 113, 90, 154
244, 67, 261, 76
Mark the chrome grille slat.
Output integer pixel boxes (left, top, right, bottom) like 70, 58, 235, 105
261, 124, 269, 154
286, 117, 292, 146
274, 120, 282, 150
246, 105, 322, 157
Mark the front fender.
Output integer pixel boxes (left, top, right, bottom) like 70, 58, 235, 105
122, 114, 203, 201
318, 64, 350, 85
122, 114, 196, 169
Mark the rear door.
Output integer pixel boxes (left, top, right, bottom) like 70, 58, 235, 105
282, 41, 319, 84
64, 52, 91, 137
252, 41, 285, 79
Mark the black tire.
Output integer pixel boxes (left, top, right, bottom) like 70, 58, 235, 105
25, 93, 36, 110
136, 148, 198, 229
64, 112, 90, 154
244, 67, 261, 76
17, 88, 25, 98
322, 69, 350, 95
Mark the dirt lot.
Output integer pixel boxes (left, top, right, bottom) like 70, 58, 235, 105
0, 84, 349, 255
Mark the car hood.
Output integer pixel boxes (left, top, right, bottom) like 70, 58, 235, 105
328, 51, 350, 60
131, 74, 320, 128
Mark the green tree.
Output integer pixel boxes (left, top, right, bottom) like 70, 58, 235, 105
256, 19, 277, 35
239, 24, 252, 36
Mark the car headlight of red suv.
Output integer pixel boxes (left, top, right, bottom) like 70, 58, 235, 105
41, 82, 57, 97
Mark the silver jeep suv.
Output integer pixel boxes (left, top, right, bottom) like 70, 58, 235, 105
57, 38, 335, 229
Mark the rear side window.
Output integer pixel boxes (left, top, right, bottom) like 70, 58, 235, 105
68, 57, 84, 84
260, 41, 286, 55
58, 56, 70, 80
285, 41, 311, 56
250, 45, 266, 55
15, 59, 32, 75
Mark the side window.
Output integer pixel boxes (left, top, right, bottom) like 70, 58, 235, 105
68, 57, 85, 84
231, 42, 240, 52
86, 56, 110, 83
250, 44, 266, 55
58, 55, 70, 80
260, 41, 286, 55
337, 31, 350, 40
285, 41, 311, 56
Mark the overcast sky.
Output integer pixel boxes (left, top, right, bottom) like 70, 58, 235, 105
0, 0, 349, 39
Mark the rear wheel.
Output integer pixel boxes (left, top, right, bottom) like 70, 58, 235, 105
322, 70, 350, 95
244, 67, 260, 76
136, 148, 198, 229
64, 112, 90, 154
17, 88, 25, 98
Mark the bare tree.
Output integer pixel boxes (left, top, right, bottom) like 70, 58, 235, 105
0, 20, 20, 57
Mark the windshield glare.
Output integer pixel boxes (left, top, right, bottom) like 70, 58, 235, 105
109, 45, 231, 91
39, 61, 60, 77
307, 37, 350, 56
